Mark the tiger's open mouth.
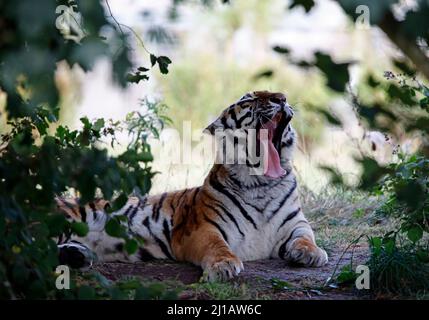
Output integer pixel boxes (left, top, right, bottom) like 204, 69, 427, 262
257, 111, 291, 178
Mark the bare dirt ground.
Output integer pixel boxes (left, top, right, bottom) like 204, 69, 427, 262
94, 244, 370, 300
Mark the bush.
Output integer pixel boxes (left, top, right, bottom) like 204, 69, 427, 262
0, 100, 170, 299
0, 0, 174, 299
376, 154, 429, 243
367, 154, 429, 296
367, 237, 429, 296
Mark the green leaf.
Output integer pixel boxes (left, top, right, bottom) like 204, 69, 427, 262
126, 72, 149, 84
369, 236, 382, 255
71, 222, 89, 237
395, 180, 425, 209
80, 117, 91, 129
387, 84, 417, 106
125, 239, 138, 254
12, 264, 30, 284
402, 1, 429, 39
134, 287, 152, 299
289, 0, 315, 13
110, 193, 128, 212
384, 238, 395, 255
420, 97, 429, 109
367, 75, 380, 88
407, 226, 423, 243
317, 109, 342, 126
78, 286, 96, 300
150, 54, 157, 67
314, 52, 350, 93
416, 249, 429, 263
92, 118, 105, 131
157, 56, 172, 74
393, 59, 416, 76
105, 218, 123, 238
71, 38, 108, 71
358, 157, 391, 190
253, 69, 274, 80
337, 265, 356, 285
137, 151, 154, 162
46, 214, 68, 237
109, 287, 128, 300
294, 60, 312, 69
272, 46, 290, 55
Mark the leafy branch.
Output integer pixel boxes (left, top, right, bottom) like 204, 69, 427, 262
104, 0, 172, 83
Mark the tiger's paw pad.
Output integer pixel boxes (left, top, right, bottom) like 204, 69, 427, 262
203, 258, 244, 282
287, 238, 328, 267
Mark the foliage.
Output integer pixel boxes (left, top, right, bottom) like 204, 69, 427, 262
1, 0, 127, 118
58, 272, 179, 300
289, 0, 315, 13
0, 101, 170, 299
375, 154, 429, 242
335, 264, 357, 286
0, 0, 173, 299
328, 235, 365, 288
367, 154, 429, 296
289, 0, 429, 78
189, 281, 248, 300
270, 278, 294, 291
367, 237, 429, 296
285, 0, 429, 296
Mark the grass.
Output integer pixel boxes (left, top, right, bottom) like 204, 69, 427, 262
299, 185, 429, 299
367, 243, 429, 298
300, 185, 393, 251
187, 281, 249, 300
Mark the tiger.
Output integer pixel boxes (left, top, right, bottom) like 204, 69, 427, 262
56, 90, 328, 281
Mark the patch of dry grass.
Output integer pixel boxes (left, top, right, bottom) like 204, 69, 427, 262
299, 185, 394, 252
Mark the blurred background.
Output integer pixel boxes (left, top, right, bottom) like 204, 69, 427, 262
44, 0, 407, 194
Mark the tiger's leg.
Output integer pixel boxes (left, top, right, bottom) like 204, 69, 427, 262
172, 224, 243, 282
275, 222, 328, 267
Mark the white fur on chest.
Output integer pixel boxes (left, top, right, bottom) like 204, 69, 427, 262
221, 176, 300, 261
230, 223, 279, 260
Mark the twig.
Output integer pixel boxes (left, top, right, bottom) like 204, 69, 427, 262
104, 0, 124, 35
118, 23, 151, 55
325, 233, 366, 286
104, 0, 151, 55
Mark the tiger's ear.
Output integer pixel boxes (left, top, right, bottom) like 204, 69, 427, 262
203, 118, 223, 135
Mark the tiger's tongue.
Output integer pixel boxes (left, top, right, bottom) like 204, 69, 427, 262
260, 125, 286, 179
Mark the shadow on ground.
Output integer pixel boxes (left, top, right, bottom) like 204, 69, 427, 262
94, 244, 370, 300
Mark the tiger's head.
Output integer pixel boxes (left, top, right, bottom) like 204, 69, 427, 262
204, 91, 296, 179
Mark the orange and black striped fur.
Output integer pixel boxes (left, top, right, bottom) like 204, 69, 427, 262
56, 91, 328, 281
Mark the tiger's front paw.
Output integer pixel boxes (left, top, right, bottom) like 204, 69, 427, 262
203, 257, 244, 282
286, 237, 328, 267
